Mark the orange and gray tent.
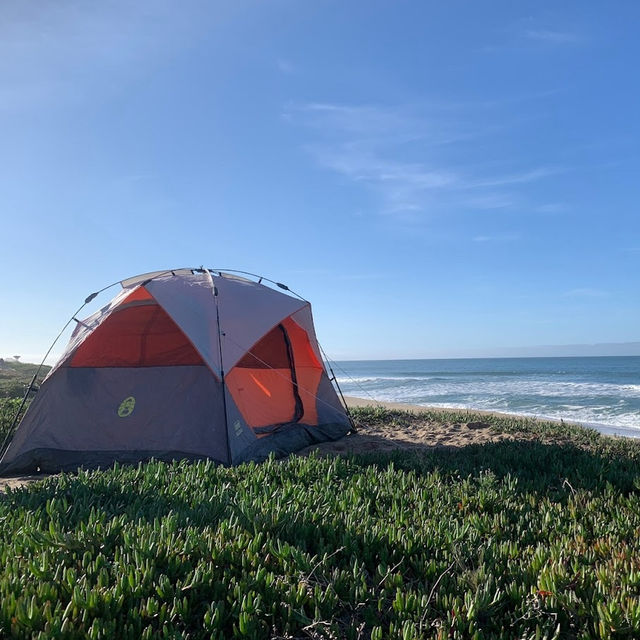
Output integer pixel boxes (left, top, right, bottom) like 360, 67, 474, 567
0, 269, 351, 474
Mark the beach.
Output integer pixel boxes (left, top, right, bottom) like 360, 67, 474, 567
297, 395, 579, 458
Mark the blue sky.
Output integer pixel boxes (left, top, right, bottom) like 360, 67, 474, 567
0, 0, 639, 361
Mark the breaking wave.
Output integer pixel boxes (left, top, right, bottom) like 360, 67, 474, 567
334, 357, 640, 434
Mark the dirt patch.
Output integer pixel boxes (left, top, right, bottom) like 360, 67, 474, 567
0, 475, 49, 493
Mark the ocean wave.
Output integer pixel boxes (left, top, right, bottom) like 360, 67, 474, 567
338, 377, 640, 399
336, 375, 448, 384
337, 377, 640, 430
364, 395, 640, 432
334, 357, 640, 432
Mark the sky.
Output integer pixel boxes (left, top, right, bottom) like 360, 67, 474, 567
0, 0, 639, 362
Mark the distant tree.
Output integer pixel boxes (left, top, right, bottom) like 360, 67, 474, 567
13, 355, 20, 362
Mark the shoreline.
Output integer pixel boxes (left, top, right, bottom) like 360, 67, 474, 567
343, 395, 640, 439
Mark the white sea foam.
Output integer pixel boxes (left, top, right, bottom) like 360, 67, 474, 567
336, 375, 441, 384
336, 366, 640, 432
362, 393, 640, 432
339, 377, 638, 400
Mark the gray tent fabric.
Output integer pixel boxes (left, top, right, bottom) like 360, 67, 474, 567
0, 366, 228, 474
315, 373, 351, 424
214, 275, 307, 371
223, 387, 260, 462
232, 421, 349, 465
146, 274, 223, 375
0, 269, 351, 475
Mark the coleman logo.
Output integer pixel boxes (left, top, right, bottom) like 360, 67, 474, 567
117, 396, 136, 418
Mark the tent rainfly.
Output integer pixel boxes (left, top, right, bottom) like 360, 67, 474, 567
0, 269, 352, 474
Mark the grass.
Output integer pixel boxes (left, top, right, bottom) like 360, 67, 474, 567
0, 359, 50, 399
0, 397, 23, 450
1, 403, 640, 638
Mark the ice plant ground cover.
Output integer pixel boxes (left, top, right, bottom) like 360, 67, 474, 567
1, 401, 640, 638
0, 360, 50, 399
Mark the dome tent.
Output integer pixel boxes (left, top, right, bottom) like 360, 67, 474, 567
0, 268, 352, 475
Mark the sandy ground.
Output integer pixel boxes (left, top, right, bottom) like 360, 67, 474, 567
296, 396, 534, 457
0, 474, 44, 492
0, 397, 547, 493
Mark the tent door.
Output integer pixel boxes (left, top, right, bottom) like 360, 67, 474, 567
278, 323, 304, 423
226, 323, 305, 429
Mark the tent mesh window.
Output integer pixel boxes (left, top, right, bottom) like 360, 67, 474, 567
70, 296, 204, 368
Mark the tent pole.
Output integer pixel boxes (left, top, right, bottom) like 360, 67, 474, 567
204, 270, 232, 465
0, 374, 38, 460
0, 270, 185, 462
0, 288, 106, 460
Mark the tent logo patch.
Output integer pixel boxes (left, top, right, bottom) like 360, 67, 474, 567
118, 396, 136, 418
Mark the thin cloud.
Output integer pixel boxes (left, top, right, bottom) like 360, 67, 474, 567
563, 288, 609, 298
536, 203, 569, 214
481, 23, 586, 53
306, 141, 458, 214
299, 103, 427, 145
0, 0, 231, 110
473, 233, 520, 243
464, 194, 515, 210
276, 58, 295, 74
525, 29, 583, 45
289, 102, 561, 216
468, 167, 564, 189
310, 144, 456, 187
292, 102, 491, 147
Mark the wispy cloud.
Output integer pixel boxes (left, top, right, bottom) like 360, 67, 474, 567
468, 167, 563, 189
480, 22, 586, 53
276, 58, 295, 74
0, 1, 230, 111
301, 103, 421, 139
287, 102, 561, 217
563, 288, 609, 298
525, 29, 583, 45
462, 194, 515, 210
473, 233, 520, 243
536, 203, 569, 214
308, 141, 469, 216
297, 101, 502, 147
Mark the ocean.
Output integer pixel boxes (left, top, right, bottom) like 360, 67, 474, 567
333, 356, 640, 437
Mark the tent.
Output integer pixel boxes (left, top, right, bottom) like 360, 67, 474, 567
0, 269, 352, 474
